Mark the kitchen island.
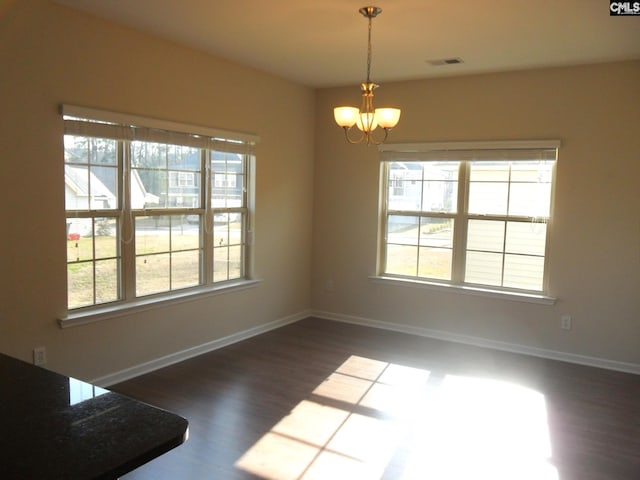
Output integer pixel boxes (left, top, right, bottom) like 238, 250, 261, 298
0, 353, 188, 479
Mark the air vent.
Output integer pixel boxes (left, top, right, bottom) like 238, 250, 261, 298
426, 57, 464, 66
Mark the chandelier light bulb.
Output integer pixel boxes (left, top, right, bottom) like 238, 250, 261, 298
334, 107, 359, 128
357, 112, 378, 131
375, 108, 401, 129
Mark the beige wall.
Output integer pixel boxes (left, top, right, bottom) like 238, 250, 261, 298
1, 1, 638, 381
313, 61, 640, 366
0, 0, 314, 380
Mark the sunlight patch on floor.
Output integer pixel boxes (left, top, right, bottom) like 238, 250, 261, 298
234, 355, 558, 480
399, 375, 558, 480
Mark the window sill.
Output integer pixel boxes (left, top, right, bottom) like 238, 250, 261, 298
368, 276, 556, 305
58, 279, 261, 329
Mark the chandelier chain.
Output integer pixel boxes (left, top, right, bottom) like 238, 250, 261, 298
366, 14, 373, 83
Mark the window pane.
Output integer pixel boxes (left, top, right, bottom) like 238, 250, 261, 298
65, 166, 90, 209
509, 182, 551, 217
65, 135, 89, 164
136, 216, 170, 254
465, 251, 503, 286
186, 213, 201, 227
468, 182, 508, 215
65, 134, 119, 211
167, 170, 200, 208
211, 152, 245, 208
387, 162, 422, 211
388, 180, 420, 211
65, 136, 117, 166
387, 215, 419, 246
68, 258, 120, 309
136, 253, 170, 296
418, 247, 452, 280
511, 161, 553, 182
228, 245, 243, 279
136, 215, 202, 295
421, 163, 458, 213
228, 214, 243, 245
68, 261, 94, 309
67, 217, 119, 309
419, 218, 453, 248
132, 143, 201, 209
67, 217, 118, 260
94, 218, 118, 257
132, 141, 167, 169
387, 162, 458, 213
385, 244, 418, 276
89, 137, 117, 165
213, 212, 244, 282
172, 217, 201, 251
171, 250, 200, 289
213, 215, 234, 246
422, 180, 458, 213
65, 165, 117, 211
134, 168, 167, 208
67, 220, 93, 261
504, 254, 544, 290
469, 162, 509, 181
94, 259, 119, 304
213, 246, 229, 282
168, 144, 200, 170
505, 222, 547, 256
467, 220, 505, 252
212, 245, 245, 282
89, 165, 118, 210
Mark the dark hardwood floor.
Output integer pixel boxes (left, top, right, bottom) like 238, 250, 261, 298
112, 317, 640, 480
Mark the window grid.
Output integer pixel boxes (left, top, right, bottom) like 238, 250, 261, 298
381, 154, 555, 295
65, 122, 253, 311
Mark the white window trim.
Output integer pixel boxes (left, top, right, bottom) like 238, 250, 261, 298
58, 279, 261, 329
62, 105, 259, 145
379, 139, 561, 154
377, 139, 560, 298
369, 275, 556, 305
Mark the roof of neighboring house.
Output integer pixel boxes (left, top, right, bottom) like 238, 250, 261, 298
130, 169, 159, 208
65, 165, 159, 208
65, 165, 115, 201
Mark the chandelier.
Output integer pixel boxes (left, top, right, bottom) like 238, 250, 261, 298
334, 6, 401, 146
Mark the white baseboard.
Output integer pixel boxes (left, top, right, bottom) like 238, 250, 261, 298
93, 310, 312, 386
93, 308, 639, 386
312, 310, 640, 376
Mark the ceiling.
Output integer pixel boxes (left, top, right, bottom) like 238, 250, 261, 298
53, 0, 640, 88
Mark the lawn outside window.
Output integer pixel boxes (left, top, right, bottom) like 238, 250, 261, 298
377, 141, 559, 300
62, 105, 258, 322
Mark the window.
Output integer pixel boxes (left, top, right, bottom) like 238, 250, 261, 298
170, 171, 197, 188
379, 141, 558, 296
63, 105, 257, 311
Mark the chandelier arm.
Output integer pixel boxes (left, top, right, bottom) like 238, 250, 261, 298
364, 127, 390, 146
342, 126, 367, 144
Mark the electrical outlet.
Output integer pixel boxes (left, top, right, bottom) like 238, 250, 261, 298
33, 346, 47, 366
561, 314, 572, 331
325, 279, 334, 292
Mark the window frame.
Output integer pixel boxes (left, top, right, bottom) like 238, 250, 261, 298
60, 105, 259, 327
376, 140, 559, 304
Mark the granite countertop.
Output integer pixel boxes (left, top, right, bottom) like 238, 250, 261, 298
0, 353, 188, 480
